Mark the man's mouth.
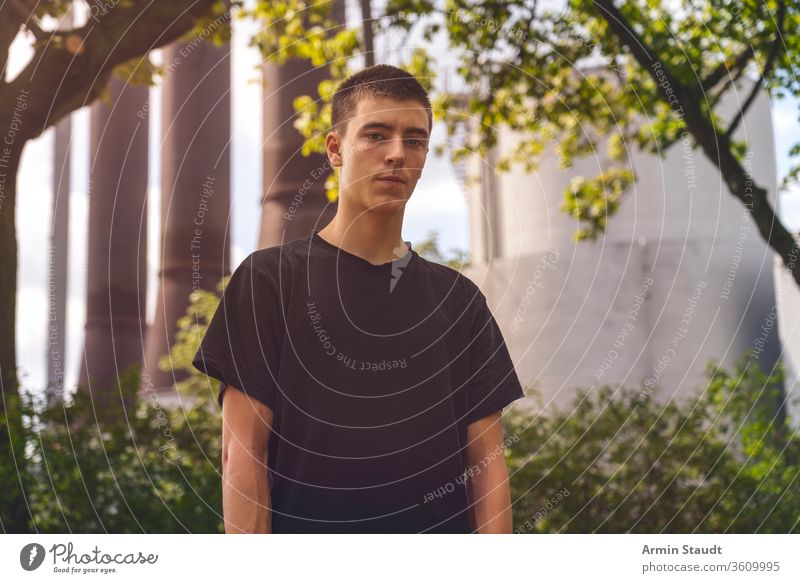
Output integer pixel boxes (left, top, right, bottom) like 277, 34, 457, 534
377, 175, 406, 184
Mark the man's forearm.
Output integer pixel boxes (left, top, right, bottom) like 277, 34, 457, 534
222, 448, 272, 533
465, 412, 515, 533
466, 458, 513, 533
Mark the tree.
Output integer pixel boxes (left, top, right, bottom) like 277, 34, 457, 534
262, 0, 800, 286
0, 0, 228, 532
437, 0, 799, 277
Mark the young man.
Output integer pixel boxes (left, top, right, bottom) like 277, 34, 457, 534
192, 64, 525, 533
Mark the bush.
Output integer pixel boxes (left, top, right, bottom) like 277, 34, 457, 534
504, 351, 800, 533
0, 277, 230, 533
4, 362, 223, 533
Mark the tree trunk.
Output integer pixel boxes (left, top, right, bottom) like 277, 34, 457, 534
0, 0, 221, 534
0, 131, 30, 533
360, 0, 374, 67
0, 133, 21, 409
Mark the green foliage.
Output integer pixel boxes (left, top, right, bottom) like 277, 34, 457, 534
11, 275, 239, 533
0, 363, 223, 533
413, 230, 470, 269
0, 278, 234, 533
562, 167, 635, 241
183, 0, 238, 47
382, 0, 799, 237
249, 0, 800, 240
244, 0, 437, 202
159, 276, 233, 404
110, 54, 162, 89
246, 0, 360, 201
99, 0, 236, 100
504, 350, 800, 533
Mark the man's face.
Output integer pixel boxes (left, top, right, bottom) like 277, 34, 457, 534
326, 96, 430, 214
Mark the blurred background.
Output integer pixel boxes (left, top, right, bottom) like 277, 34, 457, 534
2, 0, 799, 533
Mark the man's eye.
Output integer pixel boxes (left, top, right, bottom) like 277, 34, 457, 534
405, 138, 424, 148
366, 133, 383, 141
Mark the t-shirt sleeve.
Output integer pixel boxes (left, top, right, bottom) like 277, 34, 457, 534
191, 254, 284, 411
465, 286, 525, 424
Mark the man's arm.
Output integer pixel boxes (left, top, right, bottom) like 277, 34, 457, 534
221, 386, 273, 533
465, 411, 513, 533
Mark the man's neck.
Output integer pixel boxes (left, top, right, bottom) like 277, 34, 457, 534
317, 213, 409, 266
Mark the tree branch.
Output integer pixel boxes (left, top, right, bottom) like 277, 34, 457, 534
0, 0, 50, 82
2, 0, 221, 142
7, 0, 48, 41
709, 53, 751, 109
724, 76, 764, 138
725, 0, 787, 138
592, 0, 708, 152
701, 45, 754, 93
592, 0, 800, 290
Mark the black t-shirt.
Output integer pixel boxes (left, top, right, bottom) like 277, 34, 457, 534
191, 231, 525, 533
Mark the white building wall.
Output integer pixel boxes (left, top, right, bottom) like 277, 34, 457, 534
463, 84, 785, 416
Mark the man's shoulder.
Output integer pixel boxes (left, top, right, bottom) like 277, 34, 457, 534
244, 235, 311, 272
412, 254, 483, 300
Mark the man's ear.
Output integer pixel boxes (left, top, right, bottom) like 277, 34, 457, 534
326, 131, 343, 167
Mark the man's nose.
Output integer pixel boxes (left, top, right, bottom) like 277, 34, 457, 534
385, 136, 405, 165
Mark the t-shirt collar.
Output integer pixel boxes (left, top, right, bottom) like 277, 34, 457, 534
310, 230, 415, 270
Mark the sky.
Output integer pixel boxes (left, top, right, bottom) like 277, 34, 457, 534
7, 2, 800, 396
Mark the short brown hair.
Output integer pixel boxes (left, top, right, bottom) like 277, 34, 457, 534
330, 64, 432, 138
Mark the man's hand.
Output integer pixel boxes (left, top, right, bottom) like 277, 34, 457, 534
221, 386, 274, 533
465, 411, 513, 533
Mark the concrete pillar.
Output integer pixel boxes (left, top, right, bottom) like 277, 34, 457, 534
258, 0, 345, 248
47, 107, 70, 407
143, 39, 232, 394
79, 76, 149, 410
46, 8, 74, 408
